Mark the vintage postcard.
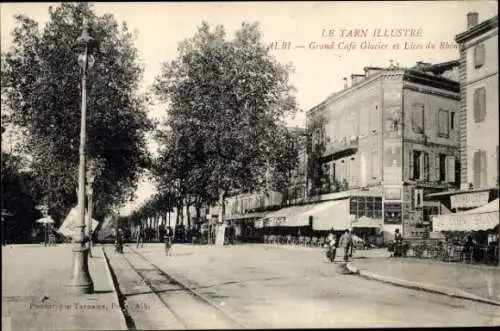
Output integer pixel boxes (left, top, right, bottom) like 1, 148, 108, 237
1, 1, 499, 330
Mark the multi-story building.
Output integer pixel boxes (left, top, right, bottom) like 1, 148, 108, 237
306, 60, 460, 240
457, 13, 498, 190
427, 13, 498, 241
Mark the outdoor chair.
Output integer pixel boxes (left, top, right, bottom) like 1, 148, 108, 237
286, 234, 293, 245
291, 236, 299, 245
310, 237, 318, 247
298, 236, 305, 246
318, 237, 325, 247
304, 237, 312, 246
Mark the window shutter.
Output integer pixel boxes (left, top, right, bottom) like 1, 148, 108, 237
423, 152, 429, 181
473, 150, 481, 188
434, 154, 440, 182
474, 44, 485, 68
480, 88, 486, 122
446, 156, 455, 183
409, 151, 414, 180
474, 89, 480, 123
480, 150, 487, 188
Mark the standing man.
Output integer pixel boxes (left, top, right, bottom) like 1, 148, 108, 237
136, 224, 145, 248
394, 228, 403, 257
338, 229, 353, 262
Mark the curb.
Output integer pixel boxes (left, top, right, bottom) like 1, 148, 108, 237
101, 246, 132, 330
346, 262, 500, 307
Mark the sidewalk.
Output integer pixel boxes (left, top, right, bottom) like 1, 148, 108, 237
2, 244, 127, 331
347, 256, 500, 306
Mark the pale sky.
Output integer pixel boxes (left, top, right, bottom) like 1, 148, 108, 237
1, 1, 497, 215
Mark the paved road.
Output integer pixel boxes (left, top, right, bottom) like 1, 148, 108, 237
111, 243, 500, 328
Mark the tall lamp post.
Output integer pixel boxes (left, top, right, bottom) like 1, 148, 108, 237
68, 18, 99, 294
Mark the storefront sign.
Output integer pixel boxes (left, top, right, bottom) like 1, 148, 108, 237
450, 192, 489, 209
433, 212, 498, 232
384, 187, 402, 200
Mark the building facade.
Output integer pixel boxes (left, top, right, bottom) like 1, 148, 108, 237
306, 60, 460, 239
456, 13, 499, 190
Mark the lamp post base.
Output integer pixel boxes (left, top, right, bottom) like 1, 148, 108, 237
68, 246, 94, 294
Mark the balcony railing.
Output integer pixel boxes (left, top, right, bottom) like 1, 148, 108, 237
324, 135, 359, 157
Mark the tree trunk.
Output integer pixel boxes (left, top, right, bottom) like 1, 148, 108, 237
215, 189, 226, 246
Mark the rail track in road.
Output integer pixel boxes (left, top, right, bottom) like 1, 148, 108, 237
120, 245, 248, 330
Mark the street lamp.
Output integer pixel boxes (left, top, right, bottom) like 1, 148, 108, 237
68, 18, 99, 295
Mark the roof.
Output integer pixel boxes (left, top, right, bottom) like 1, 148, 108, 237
455, 15, 498, 44
426, 187, 498, 198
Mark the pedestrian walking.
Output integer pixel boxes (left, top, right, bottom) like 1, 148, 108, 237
136, 224, 145, 248
115, 228, 124, 253
338, 229, 353, 262
394, 228, 403, 257
164, 225, 173, 255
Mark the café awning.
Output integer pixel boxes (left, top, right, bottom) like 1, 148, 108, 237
260, 204, 318, 227
225, 212, 268, 221
432, 198, 499, 232
306, 199, 354, 231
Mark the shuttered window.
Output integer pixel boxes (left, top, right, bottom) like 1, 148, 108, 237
423, 151, 429, 181
474, 44, 485, 68
473, 87, 486, 123
371, 150, 379, 179
412, 104, 424, 133
438, 109, 449, 137
473, 150, 487, 188
446, 156, 455, 183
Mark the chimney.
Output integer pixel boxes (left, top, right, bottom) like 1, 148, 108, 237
351, 74, 365, 85
467, 12, 478, 28
343, 77, 348, 89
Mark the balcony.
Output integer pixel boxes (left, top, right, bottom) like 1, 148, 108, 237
322, 135, 359, 161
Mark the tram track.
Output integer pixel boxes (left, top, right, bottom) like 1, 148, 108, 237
120, 245, 248, 329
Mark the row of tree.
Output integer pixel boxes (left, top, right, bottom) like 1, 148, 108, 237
1, 3, 301, 240
1, 3, 151, 238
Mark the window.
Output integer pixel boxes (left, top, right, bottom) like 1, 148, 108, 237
371, 150, 379, 179
384, 202, 402, 224
446, 156, 456, 183
473, 87, 486, 123
331, 162, 336, 184
450, 111, 456, 130
412, 104, 424, 133
411, 150, 429, 181
371, 104, 380, 133
374, 197, 382, 219
412, 151, 422, 180
473, 150, 487, 189
438, 109, 449, 137
474, 44, 485, 68
439, 154, 447, 182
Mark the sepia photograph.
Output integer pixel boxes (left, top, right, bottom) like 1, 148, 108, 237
1, 1, 499, 330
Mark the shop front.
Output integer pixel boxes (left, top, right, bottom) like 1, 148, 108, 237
431, 198, 499, 265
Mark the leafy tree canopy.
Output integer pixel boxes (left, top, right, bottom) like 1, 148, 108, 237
153, 22, 298, 217
1, 2, 153, 221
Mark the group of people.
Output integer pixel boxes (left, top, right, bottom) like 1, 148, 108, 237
326, 229, 355, 262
